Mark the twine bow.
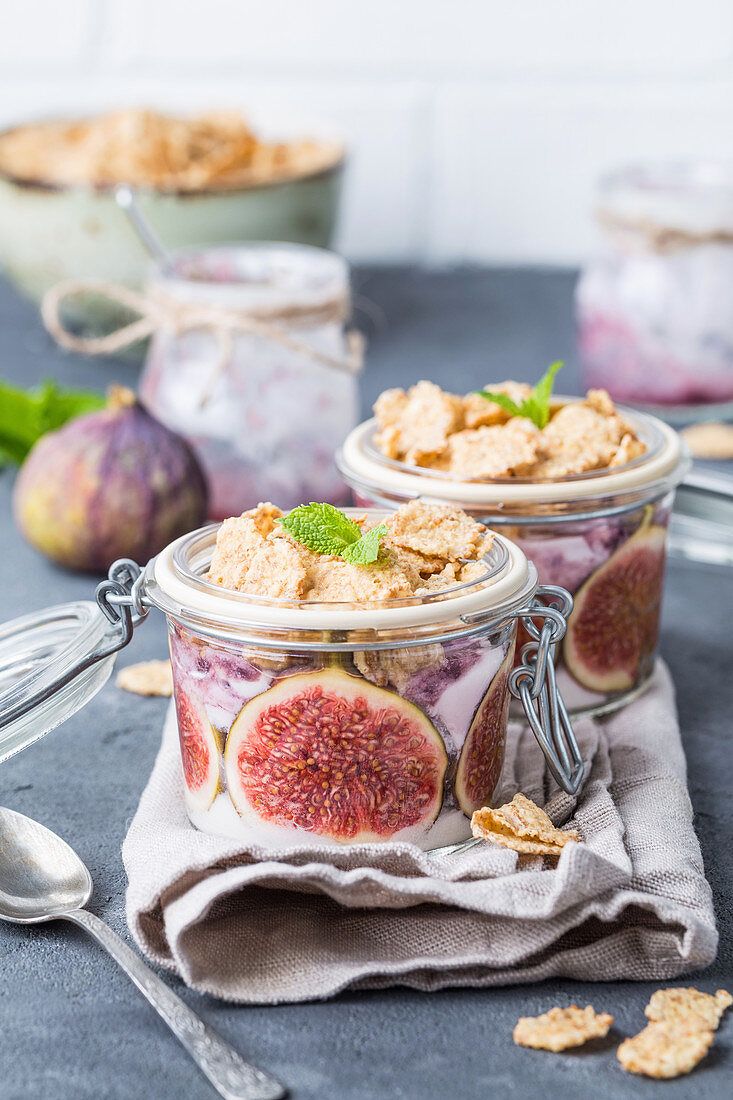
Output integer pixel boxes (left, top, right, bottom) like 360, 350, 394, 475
42, 278, 364, 405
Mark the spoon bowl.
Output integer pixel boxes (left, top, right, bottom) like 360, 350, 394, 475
0, 807, 92, 922
0, 805, 286, 1099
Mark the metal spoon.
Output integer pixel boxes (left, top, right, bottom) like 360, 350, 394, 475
115, 185, 175, 274
0, 806, 285, 1100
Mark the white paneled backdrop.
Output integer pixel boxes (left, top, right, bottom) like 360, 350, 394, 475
2, 0, 732, 264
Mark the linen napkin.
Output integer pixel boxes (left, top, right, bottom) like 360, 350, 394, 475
123, 661, 717, 1004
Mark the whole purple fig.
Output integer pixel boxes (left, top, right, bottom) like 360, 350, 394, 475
13, 385, 208, 572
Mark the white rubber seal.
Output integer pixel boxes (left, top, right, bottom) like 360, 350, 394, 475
151, 530, 534, 632
339, 409, 685, 508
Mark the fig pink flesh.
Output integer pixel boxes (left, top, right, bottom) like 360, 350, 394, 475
564, 526, 667, 693
454, 647, 513, 816
175, 686, 220, 811
225, 669, 447, 842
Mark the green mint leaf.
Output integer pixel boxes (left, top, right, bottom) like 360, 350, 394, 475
475, 391, 524, 418
0, 378, 104, 465
523, 360, 563, 429
341, 524, 388, 565
278, 502, 362, 556
532, 360, 563, 409
476, 361, 563, 430
279, 504, 388, 565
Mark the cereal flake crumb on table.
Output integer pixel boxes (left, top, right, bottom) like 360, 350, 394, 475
645, 987, 732, 1031
116, 659, 173, 697
513, 1005, 613, 1051
617, 1021, 714, 1079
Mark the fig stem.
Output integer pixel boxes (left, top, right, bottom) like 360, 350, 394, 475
106, 384, 138, 411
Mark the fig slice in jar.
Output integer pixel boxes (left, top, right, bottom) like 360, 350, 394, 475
174, 685, 222, 811
224, 668, 448, 843
454, 647, 513, 817
564, 524, 667, 694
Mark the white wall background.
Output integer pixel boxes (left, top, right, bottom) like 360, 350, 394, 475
1, 0, 732, 265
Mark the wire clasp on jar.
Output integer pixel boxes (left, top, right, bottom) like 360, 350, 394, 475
510, 585, 584, 794
95, 559, 150, 649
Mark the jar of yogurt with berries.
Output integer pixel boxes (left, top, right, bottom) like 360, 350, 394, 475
576, 161, 733, 419
139, 242, 362, 519
337, 371, 690, 717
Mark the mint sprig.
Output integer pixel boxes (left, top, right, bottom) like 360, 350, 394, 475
476, 361, 563, 430
278, 503, 387, 566
0, 378, 104, 466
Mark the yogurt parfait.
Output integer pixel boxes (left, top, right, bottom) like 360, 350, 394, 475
145, 499, 577, 849
337, 368, 690, 715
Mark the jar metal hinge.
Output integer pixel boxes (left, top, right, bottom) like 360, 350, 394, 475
509, 584, 584, 794
95, 558, 150, 637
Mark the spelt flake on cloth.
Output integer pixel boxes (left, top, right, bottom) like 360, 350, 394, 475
122, 661, 717, 1005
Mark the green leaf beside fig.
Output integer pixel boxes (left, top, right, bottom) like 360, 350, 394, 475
0, 378, 105, 466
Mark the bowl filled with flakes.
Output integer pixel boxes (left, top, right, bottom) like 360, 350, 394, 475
0, 107, 345, 308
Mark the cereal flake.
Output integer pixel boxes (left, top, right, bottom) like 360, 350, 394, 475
353, 644, 444, 693
513, 1005, 613, 1051
617, 1022, 714, 1079
386, 500, 485, 560
446, 420, 540, 478
471, 793, 581, 855
645, 987, 732, 1031
116, 659, 173, 697
681, 421, 733, 460
208, 503, 282, 589
373, 380, 464, 465
242, 538, 311, 599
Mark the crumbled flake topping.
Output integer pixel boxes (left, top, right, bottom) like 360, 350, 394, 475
373, 381, 646, 478
207, 500, 496, 602
373, 380, 465, 465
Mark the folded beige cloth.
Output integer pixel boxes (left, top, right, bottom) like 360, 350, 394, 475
123, 661, 717, 1004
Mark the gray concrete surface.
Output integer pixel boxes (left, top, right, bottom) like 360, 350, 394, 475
0, 268, 731, 1099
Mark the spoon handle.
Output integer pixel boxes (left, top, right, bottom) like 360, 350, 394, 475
63, 909, 285, 1100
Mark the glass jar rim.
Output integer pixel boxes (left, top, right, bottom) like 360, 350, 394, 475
597, 160, 733, 235
147, 241, 349, 310
146, 511, 536, 644
337, 404, 688, 512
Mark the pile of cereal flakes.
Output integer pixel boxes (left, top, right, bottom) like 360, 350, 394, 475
207, 499, 495, 602
471, 793, 731, 1079
373, 380, 647, 479
513, 989, 731, 1078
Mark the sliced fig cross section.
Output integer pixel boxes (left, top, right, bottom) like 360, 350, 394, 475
174, 685, 222, 811
454, 647, 513, 817
563, 524, 667, 693
224, 668, 448, 842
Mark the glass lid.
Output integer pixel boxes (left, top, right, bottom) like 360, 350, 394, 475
0, 561, 147, 763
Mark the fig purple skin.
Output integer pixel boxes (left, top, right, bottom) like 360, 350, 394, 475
13, 386, 208, 573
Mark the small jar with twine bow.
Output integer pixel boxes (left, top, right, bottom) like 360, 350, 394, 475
43, 243, 363, 519
575, 161, 733, 419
